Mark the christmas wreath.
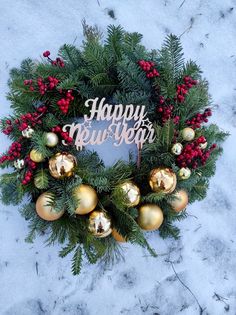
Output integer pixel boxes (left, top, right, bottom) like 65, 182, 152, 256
0, 25, 227, 275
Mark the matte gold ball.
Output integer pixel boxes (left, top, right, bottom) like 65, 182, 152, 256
149, 167, 177, 194
30, 149, 45, 163
119, 181, 140, 207
169, 190, 188, 212
88, 210, 112, 238
112, 228, 126, 242
49, 152, 77, 179
74, 184, 98, 215
138, 204, 164, 231
178, 167, 191, 180
182, 127, 195, 141
36, 192, 64, 221
44, 132, 59, 147
171, 143, 183, 155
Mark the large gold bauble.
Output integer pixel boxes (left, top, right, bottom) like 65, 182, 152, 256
178, 167, 191, 180
74, 184, 98, 215
138, 204, 164, 231
88, 210, 112, 238
30, 149, 45, 163
169, 190, 188, 212
44, 132, 59, 147
36, 192, 64, 221
49, 152, 77, 179
112, 228, 126, 242
149, 167, 177, 194
119, 181, 140, 207
182, 127, 195, 141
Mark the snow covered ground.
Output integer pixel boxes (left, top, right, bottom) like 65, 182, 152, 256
0, 0, 236, 314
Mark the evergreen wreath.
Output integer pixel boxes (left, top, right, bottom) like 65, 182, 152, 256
0, 24, 228, 275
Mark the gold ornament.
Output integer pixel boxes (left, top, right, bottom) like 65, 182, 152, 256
119, 181, 140, 207
74, 184, 98, 215
13, 159, 25, 170
49, 152, 77, 179
36, 192, 64, 221
199, 141, 207, 150
171, 143, 183, 155
88, 210, 112, 238
138, 204, 164, 231
182, 127, 195, 141
112, 228, 126, 242
178, 167, 191, 180
30, 149, 45, 163
44, 132, 59, 147
169, 190, 188, 212
22, 126, 34, 138
149, 167, 177, 194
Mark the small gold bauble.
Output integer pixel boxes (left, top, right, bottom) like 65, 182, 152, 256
22, 126, 34, 138
112, 228, 126, 242
74, 184, 98, 215
13, 159, 25, 170
149, 167, 177, 194
49, 152, 77, 179
44, 132, 59, 147
30, 149, 45, 163
178, 167, 191, 180
119, 181, 140, 207
169, 190, 188, 212
36, 192, 64, 221
199, 141, 207, 150
88, 210, 112, 238
182, 127, 195, 141
138, 204, 164, 231
171, 143, 183, 155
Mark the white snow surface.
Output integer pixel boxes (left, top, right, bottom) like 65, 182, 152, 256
0, 1, 236, 314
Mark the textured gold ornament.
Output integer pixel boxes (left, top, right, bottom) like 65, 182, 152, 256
182, 127, 195, 141
178, 167, 191, 180
199, 141, 207, 150
49, 152, 77, 179
171, 143, 183, 155
74, 184, 98, 215
13, 159, 25, 170
44, 132, 59, 147
149, 167, 177, 194
112, 228, 126, 242
30, 149, 45, 163
169, 190, 188, 212
22, 126, 34, 138
138, 204, 164, 231
88, 210, 112, 238
36, 192, 64, 221
119, 181, 140, 207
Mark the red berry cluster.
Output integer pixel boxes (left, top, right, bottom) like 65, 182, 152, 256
24, 76, 59, 95
176, 76, 197, 103
138, 60, 159, 78
2, 120, 13, 135
57, 90, 74, 114
176, 136, 217, 169
0, 141, 22, 164
51, 125, 73, 143
21, 155, 37, 185
156, 96, 180, 124
186, 108, 212, 129
42, 50, 65, 67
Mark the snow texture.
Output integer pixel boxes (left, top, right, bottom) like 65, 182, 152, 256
0, 0, 236, 314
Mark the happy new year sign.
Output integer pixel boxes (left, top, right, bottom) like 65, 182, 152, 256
62, 98, 155, 150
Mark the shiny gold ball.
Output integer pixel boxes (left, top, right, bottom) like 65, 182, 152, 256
149, 167, 177, 194
36, 192, 64, 221
119, 181, 140, 207
22, 126, 34, 138
88, 210, 112, 238
138, 204, 164, 231
49, 152, 77, 179
199, 141, 207, 150
178, 167, 191, 180
171, 143, 183, 155
169, 190, 188, 212
30, 149, 45, 163
74, 184, 98, 215
182, 127, 195, 141
112, 228, 126, 242
44, 132, 59, 147
13, 159, 25, 170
